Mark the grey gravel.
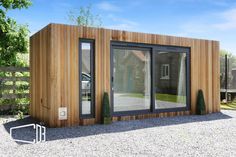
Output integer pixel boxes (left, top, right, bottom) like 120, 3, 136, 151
1, 110, 236, 157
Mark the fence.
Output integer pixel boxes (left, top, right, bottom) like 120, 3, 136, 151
0, 67, 30, 114
220, 55, 236, 101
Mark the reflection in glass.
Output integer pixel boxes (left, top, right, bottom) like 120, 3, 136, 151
154, 51, 187, 109
113, 48, 151, 112
81, 43, 91, 115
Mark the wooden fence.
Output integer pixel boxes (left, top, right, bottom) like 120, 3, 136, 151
0, 67, 29, 114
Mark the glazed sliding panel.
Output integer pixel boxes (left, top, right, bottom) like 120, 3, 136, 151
154, 51, 187, 110
112, 48, 151, 112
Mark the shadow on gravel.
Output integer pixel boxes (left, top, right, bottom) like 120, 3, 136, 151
3, 117, 39, 145
3, 112, 232, 144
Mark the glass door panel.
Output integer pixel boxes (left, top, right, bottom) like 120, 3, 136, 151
154, 51, 187, 109
112, 48, 151, 112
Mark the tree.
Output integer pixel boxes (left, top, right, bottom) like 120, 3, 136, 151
68, 5, 102, 27
0, 0, 32, 66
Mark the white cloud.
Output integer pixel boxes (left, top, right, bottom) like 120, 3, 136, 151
105, 14, 138, 31
213, 8, 236, 30
97, 1, 121, 12
166, 0, 230, 7
178, 7, 236, 35
176, 7, 236, 53
107, 15, 138, 26
180, 23, 210, 34
107, 23, 136, 30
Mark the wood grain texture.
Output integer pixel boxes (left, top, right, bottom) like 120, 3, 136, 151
30, 23, 220, 127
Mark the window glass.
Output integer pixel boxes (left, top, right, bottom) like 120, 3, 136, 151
113, 48, 151, 112
154, 51, 187, 109
80, 42, 93, 115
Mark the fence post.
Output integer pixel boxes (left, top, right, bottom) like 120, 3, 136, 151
0, 67, 29, 113
225, 54, 228, 102
12, 71, 16, 109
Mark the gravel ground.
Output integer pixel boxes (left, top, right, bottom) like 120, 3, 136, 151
1, 110, 236, 157
0, 115, 18, 124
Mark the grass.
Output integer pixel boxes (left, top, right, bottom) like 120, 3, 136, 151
156, 94, 186, 103
122, 93, 186, 103
221, 101, 236, 110
123, 93, 236, 110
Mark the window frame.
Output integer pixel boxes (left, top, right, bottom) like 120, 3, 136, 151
79, 38, 95, 119
153, 50, 190, 113
110, 41, 191, 116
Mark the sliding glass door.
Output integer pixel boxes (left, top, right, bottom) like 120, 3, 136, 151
112, 47, 151, 113
154, 51, 188, 110
111, 42, 190, 115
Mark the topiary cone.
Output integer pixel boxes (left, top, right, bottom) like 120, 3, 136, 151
196, 89, 206, 115
102, 92, 112, 124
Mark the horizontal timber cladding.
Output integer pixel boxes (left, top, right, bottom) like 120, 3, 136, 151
30, 23, 220, 127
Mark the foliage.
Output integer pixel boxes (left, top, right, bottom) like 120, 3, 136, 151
68, 5, 102, 27
196, 89, 206, 115
0, 0, 31, 9
0, 70, 29, 115
102, 92, 111, 124
17, 111, 24, 119
221, 101, 236, 110
0, 0, 31, 115
0, 0, 31, 66
102, 92, 110, 117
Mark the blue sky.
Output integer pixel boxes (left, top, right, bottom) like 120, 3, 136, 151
7, 0, 236, 54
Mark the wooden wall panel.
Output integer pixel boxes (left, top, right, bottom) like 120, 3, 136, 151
30, 23, 220, 127
30, 25, 51, 125
212, 41, 220, 112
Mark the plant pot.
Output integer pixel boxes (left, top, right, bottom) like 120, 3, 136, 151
103, 117, 112, 124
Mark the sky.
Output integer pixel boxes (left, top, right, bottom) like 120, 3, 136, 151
7, 0, 236, 54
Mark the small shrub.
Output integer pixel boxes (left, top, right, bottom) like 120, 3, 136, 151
17, 111, 24, 119
196, 89, 206, 115
102, 92, 111, 124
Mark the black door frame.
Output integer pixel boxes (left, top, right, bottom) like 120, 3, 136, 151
110, 41, 191, 116
110, 44, 153, 116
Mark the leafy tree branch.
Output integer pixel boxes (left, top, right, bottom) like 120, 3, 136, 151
0, 0, 31, 66
68, 5, 102, 27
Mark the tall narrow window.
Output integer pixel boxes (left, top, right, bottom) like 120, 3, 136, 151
79, 39, 94, 118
